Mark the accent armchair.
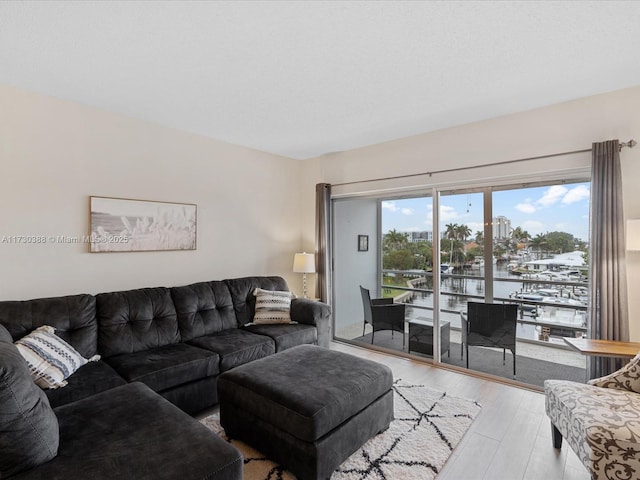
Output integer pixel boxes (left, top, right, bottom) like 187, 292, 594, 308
359, 286, 406, 348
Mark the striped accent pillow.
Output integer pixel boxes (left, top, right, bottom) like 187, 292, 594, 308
252, 288, 295, 324
15, 325, 100, 389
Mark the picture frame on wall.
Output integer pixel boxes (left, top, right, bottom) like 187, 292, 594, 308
358, 234, 369, 252
89, 196, 197, 253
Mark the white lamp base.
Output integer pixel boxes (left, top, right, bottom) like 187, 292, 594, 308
302, 272, 309, 299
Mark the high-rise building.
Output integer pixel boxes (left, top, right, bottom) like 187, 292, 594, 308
408, 231, 433, 243
492, 216, 511, 239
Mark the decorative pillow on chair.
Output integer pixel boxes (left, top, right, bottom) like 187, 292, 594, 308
588, 351, 640, 393
252, 288, 296, 324
0, 324, 59, 477
15, 325, 100, 389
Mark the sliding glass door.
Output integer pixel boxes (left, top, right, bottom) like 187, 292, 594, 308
331, 179, 590, 387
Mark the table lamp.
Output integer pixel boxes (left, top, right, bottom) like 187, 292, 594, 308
293, 252, 315, 299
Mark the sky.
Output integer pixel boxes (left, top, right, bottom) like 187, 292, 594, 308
381, 182, 591, 242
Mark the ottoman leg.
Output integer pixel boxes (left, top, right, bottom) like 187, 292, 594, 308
551, 422, 563, 449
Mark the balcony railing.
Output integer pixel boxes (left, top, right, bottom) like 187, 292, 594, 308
381, 268, 588, 344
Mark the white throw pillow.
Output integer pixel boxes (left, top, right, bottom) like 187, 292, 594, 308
252, 288, 295, 325
15, 325, 100, 389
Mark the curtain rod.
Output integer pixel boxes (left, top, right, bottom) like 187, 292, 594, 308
331, 139, 636, 188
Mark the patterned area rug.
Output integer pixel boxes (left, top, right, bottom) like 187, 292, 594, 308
200, 381, 481, 479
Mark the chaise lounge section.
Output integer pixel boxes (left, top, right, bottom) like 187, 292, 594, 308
0, 324, 243, 480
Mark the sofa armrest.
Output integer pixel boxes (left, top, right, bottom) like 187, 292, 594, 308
291, 298, 332, 348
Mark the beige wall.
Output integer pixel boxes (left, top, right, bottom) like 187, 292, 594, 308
0, 85, 304, 299
3, 83, 639, 339
302, 86, 640, 340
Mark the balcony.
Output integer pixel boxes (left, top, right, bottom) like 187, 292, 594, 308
335, 268, 588, 388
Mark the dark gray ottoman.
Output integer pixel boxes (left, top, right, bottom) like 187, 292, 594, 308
218, 344, 394, 480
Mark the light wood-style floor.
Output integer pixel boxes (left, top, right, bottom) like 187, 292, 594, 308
330, 341, 590, 480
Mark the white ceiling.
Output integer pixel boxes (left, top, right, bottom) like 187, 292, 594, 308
2, 1, 640, 160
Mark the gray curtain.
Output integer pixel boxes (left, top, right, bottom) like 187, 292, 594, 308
315, 183, 332, 303
588, 139, 629, 378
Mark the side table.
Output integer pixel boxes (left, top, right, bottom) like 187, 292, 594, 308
408, 317, 450, 357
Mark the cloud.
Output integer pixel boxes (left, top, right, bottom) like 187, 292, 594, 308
537, 185, 568, 207
515, 202, 536, 214
465, 222, 485, 233
562, 185, 590, 204
439, 205, 459, 222
383, 202, 415, 216
381, 201, 398, 212
522, 220, 545, 234
424, 204, 463, 225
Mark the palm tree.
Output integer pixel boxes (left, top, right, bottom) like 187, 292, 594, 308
383, 229, 408, 253
444, 223, 458, 242
456, 224, 472, 250
444, 223, 458, 265
529, 233, 547, 259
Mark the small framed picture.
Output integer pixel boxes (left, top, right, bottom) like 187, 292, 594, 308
358, 235, 369, 252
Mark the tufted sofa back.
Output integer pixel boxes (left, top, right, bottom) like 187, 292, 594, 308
0, 276, 294, 359
170, 281, 237, 341
96, 287, 180, 358
0, 294, 98, 358
224, 276, 289, 326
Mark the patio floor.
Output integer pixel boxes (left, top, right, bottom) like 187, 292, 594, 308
336, 321, 587, 387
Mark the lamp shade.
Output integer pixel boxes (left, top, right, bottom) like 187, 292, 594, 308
293, 252, 315, 273
627, 220, 640, 251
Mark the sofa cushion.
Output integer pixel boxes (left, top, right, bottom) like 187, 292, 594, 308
0, 294, 98, 358
588, 351, 640, 393
187, 329, 275, 372
171, 281, 237, 341
96, 287, 180, 357
45, 360, 127, 408
252, 288, 294, 324
224, 276, 290, 326
0, 325, 59, 478
15, 325, 100, 389
10, 382, 243, 480
105, 343, 220, 392
243, 323, 317, 351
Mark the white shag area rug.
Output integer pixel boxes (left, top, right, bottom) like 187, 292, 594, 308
200, 381, 481, 480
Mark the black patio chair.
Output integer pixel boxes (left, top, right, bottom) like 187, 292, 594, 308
462, 301, 518, 377
359, 286, 406, 348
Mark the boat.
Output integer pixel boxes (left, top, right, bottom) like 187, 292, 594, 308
509, 292, 543, 315
470, 256, 497, 269
541, 296, 585, 307
521, 270, 578, 282
440, 263, 453, 274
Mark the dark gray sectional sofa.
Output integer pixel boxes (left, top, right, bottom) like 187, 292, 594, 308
0, 275, 332, 479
